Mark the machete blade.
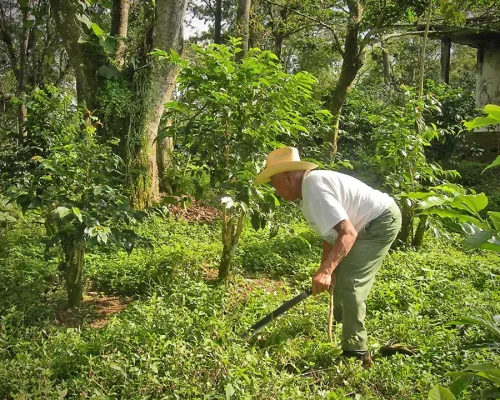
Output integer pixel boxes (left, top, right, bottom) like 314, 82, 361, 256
241, 288, 312, 339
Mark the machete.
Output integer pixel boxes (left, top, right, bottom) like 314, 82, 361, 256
241, 288, 312, 339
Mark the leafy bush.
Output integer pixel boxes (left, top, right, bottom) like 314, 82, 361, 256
156, 39, 334, 278
0, 215, 57, 324
2, 86, 140, 307
1, 216, 498, 399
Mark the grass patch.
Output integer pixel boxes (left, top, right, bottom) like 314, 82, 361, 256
0, 215, 499, 399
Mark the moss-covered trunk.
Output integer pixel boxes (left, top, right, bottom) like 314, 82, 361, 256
127, 0, 187, 209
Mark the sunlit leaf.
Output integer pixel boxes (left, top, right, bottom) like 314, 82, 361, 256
72, 207, 83, 223
76, 13, 92, 29
488, 212, 500, 231
54, 206, 71, 218
482, 156, 500, 174
91, 22, 105, 37
428, 384, 456, 400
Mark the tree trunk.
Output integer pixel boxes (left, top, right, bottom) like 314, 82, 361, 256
382, 49, 391, 84
111, 0, 131, 67
410, 0, 432, 248
50, 0, 101, 110
396, 200, 412, 247
18, 5, 30, 132
328, 1, 364, 153
214, 0, 222, 44
157, 121, 175, 193
248, 0, 259, 49
127, 0, 187, 208
65, 229, 86, 308
274, 35, 284, 60
440, 37, 451, 84
219, 209, 244, 280
236, 0, 251, 58
418, 0, 432, 98
411, 214, 427, 247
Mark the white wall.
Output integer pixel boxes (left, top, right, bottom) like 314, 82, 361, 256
476, 45, 500, 134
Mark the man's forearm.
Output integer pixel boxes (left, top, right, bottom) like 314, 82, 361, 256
320, 233, 356, 274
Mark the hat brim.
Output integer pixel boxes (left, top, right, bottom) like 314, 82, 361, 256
254, 161, 318, 185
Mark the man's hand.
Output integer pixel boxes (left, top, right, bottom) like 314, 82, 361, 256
312, 269, 335, 295
312, 219, 357, 296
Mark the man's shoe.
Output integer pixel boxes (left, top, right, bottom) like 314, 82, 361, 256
342, 350, 373, 368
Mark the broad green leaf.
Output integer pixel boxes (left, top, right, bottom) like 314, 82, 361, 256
452, 193, 488, 214
225, 383, 235, 399
0, 212, 17, 222
98, 231, 108, 244
465, 364, 500, 385
420, 195, 450, 209
57, 388, 68, 399
99, 37, 116, 53
428, 384, 456, 400
483, 156, 500, 174
488, 212, 500, 231
54, 206, 71, 218
464, 116, 500, 130
431, 183, 467, 196
464, 229, 494, 249
449, 373, 477, 396
169, 49, 181, 63
470, 388, 500, 399
474, 370, 500, 386
72, 207, 83, 223
405, 191, 435, 200
484, 104, 500, 120
465, 363, 500, 374
449, 317, 500, 337
91, 22, 105, 37
479, 240, 500, 253
420, 209, 485, 228
76, 13, 92, 29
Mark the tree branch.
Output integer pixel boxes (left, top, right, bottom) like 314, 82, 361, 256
361, 2, 387, 50
264, 0, 344, 57
201, 0, 214, 14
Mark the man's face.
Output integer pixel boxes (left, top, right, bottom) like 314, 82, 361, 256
270, 172, 297, 201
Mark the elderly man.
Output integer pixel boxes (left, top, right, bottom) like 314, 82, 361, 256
255, 147, 401, 366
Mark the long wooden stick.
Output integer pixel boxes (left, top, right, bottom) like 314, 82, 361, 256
328, 282, 334, 343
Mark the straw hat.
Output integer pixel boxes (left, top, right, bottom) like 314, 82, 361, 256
254, 147, 317, 185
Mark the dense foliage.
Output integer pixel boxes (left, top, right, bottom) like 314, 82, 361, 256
1, 216, 498, 398
1, 0, 499, 398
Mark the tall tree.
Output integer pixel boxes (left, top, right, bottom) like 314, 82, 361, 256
110, 0, 131, 67
127, 0, 188, 208
50, 0, 188, 208
236, 0, 251, 56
